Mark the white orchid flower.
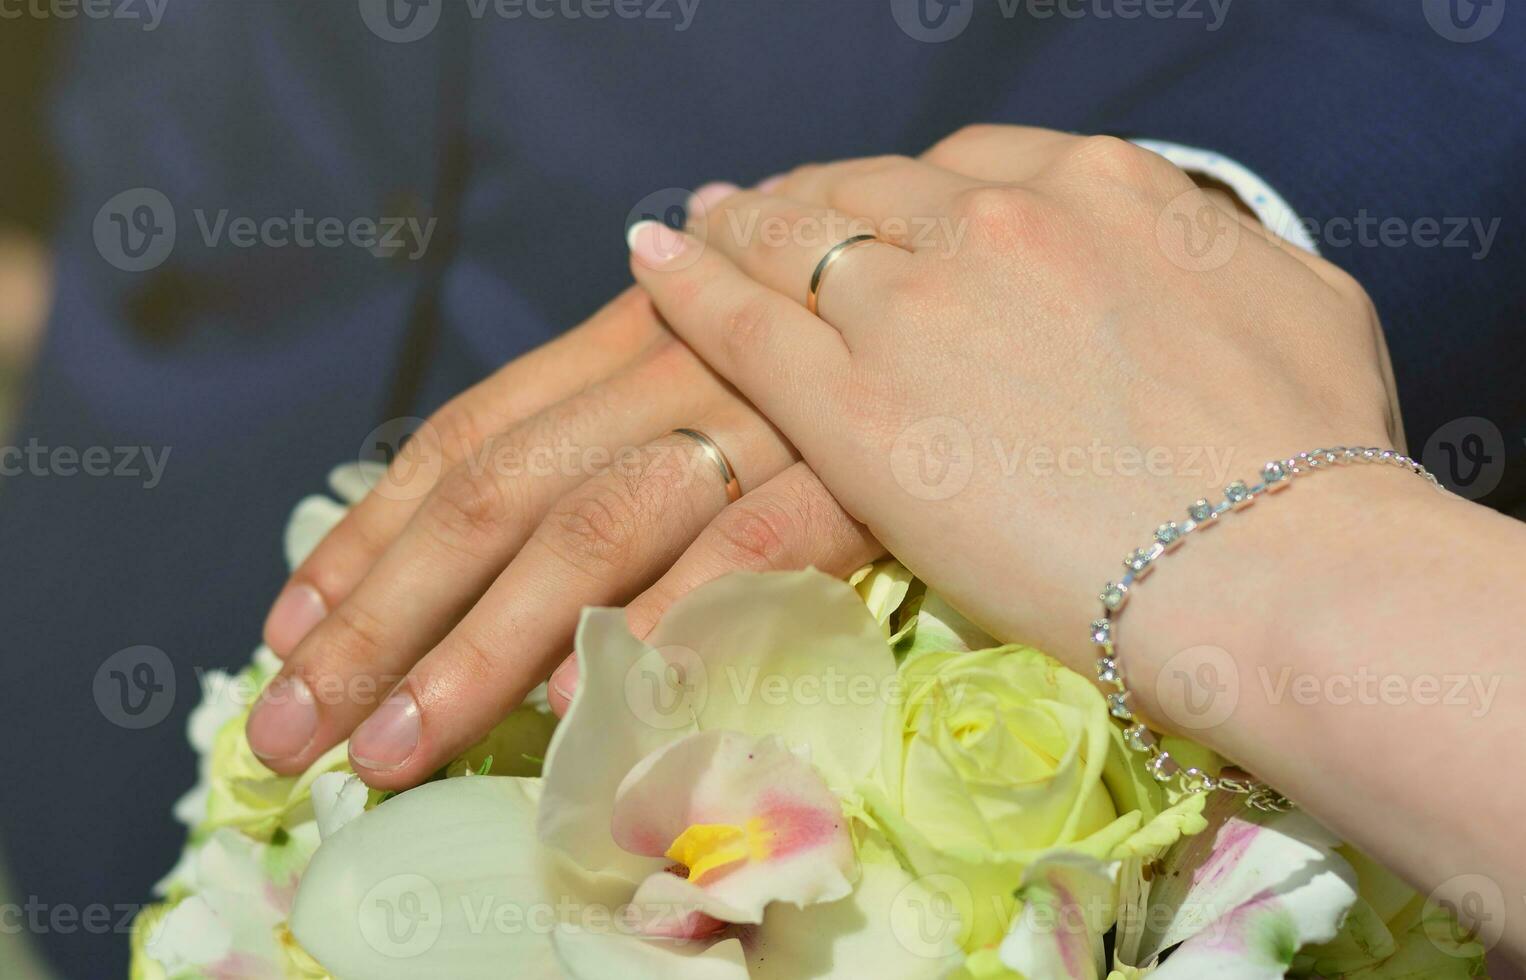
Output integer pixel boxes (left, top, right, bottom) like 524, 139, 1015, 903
999, 801, 1360, 979
290, 571, 964, 979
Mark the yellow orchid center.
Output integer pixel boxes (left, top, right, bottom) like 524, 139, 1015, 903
665, 819, 774, 882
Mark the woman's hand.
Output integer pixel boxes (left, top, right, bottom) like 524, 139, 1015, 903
626, 126, 1407, 684
627, 129, 1526, 959
248, 286, 880, 790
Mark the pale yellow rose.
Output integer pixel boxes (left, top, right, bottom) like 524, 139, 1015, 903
864, 643, 1207, 956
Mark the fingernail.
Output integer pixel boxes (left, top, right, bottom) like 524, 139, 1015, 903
350, 689, 421, 772
550, 657, 579, 705
266, 583, 327, 655
757, 173, 785, 193
247, 675, 319, 763
626, 220, 688, 267
686, 181, 738, 215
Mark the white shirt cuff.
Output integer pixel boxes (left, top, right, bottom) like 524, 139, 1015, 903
1132, 139, 1320, 256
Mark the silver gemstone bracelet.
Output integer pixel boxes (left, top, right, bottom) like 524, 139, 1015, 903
1093, 446, 1443, 812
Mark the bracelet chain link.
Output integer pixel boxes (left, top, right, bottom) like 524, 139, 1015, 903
1093, 446, 1443, 812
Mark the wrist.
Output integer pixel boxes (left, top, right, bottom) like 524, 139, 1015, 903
1115, 455, 1448, 759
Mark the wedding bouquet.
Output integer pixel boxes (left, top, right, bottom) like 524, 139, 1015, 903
130, 466, 1487, 979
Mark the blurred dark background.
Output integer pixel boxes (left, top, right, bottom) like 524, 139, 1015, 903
0, 10, 56, 438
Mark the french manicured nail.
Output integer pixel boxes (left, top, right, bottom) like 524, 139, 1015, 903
626, 220, 689, 267
550, 657, 579, 706
757, 173, 785, 193
266, 583, 327, 656
350, 690, 421, 772
687, 181, 739, 215
247, 675, 318, 763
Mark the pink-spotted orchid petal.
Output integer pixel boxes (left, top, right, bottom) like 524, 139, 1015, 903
998, 851, 1117, 980
1126, 811, 1359, 979
539, 571, 895, 881
613, 729, 856, 930
550, 929, 749, 980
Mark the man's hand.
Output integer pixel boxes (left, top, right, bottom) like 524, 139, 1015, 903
247, 287, 880, 790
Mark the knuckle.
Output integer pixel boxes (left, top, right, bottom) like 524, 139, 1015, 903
625, 584, 678, 637
427, 401, 491, 464
1323, 263, 1378, 313
428, 465, 514, 544
659, 262, 706, 316
722, 293, 780, 364
443, 632, 505, 688
847, 153, 915, 178
322, 601, 390, 673
541, 480, 644, 574
291, 520, 379, 603
293, 564, 349, 611
779, 162, 825, 194
952, 185, 1046, 253
712, 497, 804, 570
925, 124, 1003, 163
632, 336, 705, 390
1066, 135, 1161, 186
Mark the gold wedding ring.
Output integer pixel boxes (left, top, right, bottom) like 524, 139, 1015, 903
806, 233, 885, 317
672, 428, 742, 503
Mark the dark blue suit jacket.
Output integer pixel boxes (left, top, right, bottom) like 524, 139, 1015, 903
2, 1, 1521, 974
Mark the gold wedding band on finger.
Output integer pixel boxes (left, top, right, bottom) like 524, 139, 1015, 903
806, 233, 888, 317
672, 428, 742, 503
